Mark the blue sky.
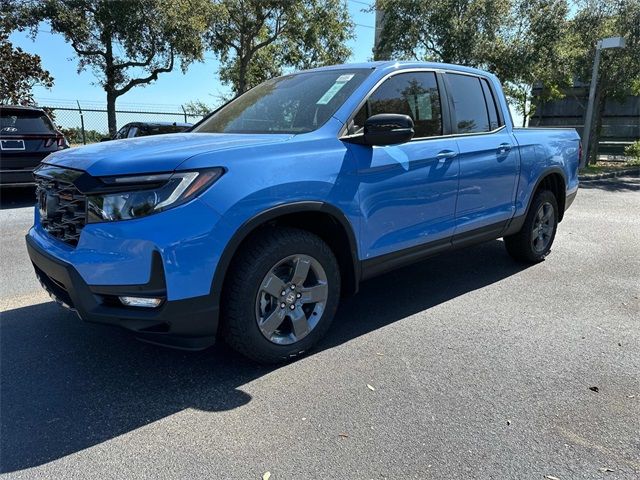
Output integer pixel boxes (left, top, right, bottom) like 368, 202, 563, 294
10, 2, 377, 110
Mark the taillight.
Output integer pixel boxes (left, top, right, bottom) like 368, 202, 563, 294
45, 136, 67, 148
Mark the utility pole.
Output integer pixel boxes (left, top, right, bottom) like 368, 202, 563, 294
373, 1, 391, 60
581, 36, 626, 167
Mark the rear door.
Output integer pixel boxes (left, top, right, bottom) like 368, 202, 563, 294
445, 73, 518, 238
346, 70, 460, 259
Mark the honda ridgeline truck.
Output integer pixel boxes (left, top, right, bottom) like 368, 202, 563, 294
26, 62, 579, 363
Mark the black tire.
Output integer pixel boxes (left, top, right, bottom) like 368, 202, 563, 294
221, 227, 341, 364
504, 189, 559, 263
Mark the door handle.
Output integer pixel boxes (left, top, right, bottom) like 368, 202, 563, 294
497, 143, 512, 155
436, 150, 458, 161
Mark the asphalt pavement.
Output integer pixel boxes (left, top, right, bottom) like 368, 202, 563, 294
1, 178, 639, 479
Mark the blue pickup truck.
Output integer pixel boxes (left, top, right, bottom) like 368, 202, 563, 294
26, 61, 579, 363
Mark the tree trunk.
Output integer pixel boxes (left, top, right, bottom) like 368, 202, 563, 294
237, 57, 248, 95
106, 91, 117, 137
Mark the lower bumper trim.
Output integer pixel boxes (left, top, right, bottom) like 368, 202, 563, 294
26, 234, 219, 350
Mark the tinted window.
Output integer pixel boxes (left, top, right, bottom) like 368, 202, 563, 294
447, 73, 490, 133
0, 110, 56, 135
353, 72, 442, 138
481, 78, 500, 130
139, 125, 190, 136
194, 69, 370, 134
115, 126, 128, 139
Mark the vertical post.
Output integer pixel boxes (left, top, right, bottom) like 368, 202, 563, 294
76, 100, 86, 145
581, 42, 602, 167
181, 104, 188, 123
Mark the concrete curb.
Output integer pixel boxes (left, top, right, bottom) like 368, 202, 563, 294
579, 167, 640, 181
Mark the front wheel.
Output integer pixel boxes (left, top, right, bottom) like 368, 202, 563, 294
221, 227, 341, 363
504, 189, 559, 263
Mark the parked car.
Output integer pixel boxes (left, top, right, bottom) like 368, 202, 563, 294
0, 105, 68, 187
102, 121, 192, 141
26, 61, 580, 363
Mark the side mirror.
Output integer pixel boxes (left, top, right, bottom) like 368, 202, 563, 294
343, 114, 414, 146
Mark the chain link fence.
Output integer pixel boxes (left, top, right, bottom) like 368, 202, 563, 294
36, 99, 207, 145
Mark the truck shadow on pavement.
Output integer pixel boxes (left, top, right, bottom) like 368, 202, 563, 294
0, 240, 529, 473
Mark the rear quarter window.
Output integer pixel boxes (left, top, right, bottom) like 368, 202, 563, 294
0, 110, 56, 135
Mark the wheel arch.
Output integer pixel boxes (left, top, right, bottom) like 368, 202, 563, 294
527, 168, 567, 222
210, 202, 361, 309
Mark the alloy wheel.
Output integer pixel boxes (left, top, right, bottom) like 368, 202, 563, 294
255, 254, 329, 345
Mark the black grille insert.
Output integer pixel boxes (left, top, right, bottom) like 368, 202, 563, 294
35, 171, 87, 246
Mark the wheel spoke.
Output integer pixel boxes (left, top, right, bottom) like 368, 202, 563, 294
261, 272, 286, 298
260, 307, 286, 337
300, 284, 328, 304
291, 257, 311, 285
531, 227, 539, 242
542, 205, 553, 222
290, 306, 310, 338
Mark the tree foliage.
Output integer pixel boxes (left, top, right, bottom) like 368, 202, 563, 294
26, 0, 212, 134
208, 0, 354, 95
0, 1, 53, 105
493, 0, 573, 126
374, 0, 509, 64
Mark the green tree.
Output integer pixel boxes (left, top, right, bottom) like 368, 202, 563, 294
568, 0, 640, 164
208, 0, 354, 95
183, 99, 214, 116
27, 0, 212, 135
493, 0, 573, 126
373, 0, 510, 64
373, 0, 573, 127
0, 1, 53, 105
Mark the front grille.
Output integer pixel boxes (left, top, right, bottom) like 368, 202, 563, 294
35, 173, 87, 246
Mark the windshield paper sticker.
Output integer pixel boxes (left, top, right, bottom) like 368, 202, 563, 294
317, 74, 354, 105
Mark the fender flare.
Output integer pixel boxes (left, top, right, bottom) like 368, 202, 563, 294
209, 201, 361, 304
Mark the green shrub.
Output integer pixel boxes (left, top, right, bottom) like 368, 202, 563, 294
624, 140, 640, 161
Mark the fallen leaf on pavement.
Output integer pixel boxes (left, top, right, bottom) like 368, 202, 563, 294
589, 386, 599, 393
376, 352, 384, 356
263, 472, 271, 480
598, 468, 614, 473
544, 476, 560, 480
338, 433, 349, 438
367, 384, 376, 391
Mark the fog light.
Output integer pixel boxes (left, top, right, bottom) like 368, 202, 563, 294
119, 296, 163, 308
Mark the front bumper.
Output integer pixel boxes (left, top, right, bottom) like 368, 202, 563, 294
26, 235, 218, 350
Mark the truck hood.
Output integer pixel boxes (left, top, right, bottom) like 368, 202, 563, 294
43, 132, 292, 176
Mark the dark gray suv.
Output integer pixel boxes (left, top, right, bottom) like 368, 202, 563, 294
0, 105, 69, 187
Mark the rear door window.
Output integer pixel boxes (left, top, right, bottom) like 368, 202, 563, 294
446, 73, 491, 133
0, 110, 56, 135
352, 71, 443, 138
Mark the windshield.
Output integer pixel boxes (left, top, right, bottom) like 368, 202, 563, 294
193, 69, 370, 134
1, 110, 56, 135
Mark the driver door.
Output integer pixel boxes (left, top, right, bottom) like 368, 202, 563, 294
345, 71, 460, 260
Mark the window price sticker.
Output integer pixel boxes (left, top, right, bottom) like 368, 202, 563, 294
317, 74, 355, 105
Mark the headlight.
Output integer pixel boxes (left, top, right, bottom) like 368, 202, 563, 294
87, 168, 224, 223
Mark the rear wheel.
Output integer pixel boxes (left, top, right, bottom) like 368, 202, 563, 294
504, 189, 558, 263
221, 227, 340, 363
